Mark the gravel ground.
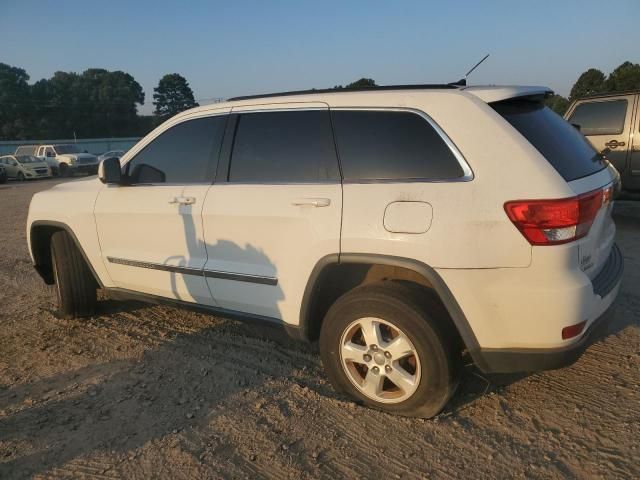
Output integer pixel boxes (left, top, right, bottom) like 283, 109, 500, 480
0, 178, 639, 479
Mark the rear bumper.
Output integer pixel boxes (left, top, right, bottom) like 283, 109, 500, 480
472, 244, 624, 374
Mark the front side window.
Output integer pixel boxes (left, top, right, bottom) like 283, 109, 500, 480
228, 110, 339, 183
568, 100, 628, 136
331, 110, 464, 181
126, 116, 227, 184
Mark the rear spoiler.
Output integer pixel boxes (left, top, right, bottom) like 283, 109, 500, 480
462, 86, 553, 104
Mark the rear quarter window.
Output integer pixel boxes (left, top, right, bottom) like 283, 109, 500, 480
331, 110, 464, 181
491, 99, 606, 182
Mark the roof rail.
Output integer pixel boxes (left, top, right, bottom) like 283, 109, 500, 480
228, 83, 459, 102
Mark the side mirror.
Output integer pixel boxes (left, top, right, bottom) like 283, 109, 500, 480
98, 157, 122, 184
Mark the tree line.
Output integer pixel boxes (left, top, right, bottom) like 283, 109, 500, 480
1, 61, 639, 141
544, 61, 640, 114
0, 64, 198, 140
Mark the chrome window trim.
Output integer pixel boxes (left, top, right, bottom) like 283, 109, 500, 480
106, 256, 278, 286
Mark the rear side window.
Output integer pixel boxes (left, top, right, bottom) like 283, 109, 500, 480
567, 100, 627, 136
229, 110, 339, 183
127, 116, 226, 184
492, 100, 606, 182
331, 110, 464, 181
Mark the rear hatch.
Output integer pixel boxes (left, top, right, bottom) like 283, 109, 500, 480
491, 97, 617, 280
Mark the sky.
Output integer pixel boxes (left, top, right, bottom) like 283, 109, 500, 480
1, 0, 639, 115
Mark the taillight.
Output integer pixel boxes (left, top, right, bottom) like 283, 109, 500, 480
504, 188, 604, 245
562, 320, 586, 340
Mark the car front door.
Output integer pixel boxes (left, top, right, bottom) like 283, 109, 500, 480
201, 104, 342, 325
2, 157, 18, 177
566, 95, 637, 184
94, 111, 229, 304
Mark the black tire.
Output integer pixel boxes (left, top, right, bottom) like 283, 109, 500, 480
319, 281, 461, 418
59, 163, 70, 177
0, 175, 6, 184
50, 231, 97, 318
17, 171, 25, 181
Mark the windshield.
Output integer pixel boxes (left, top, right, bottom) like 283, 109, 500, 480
491, 99, 606, 182
16, 156, 41, 164
54, 144, 82, 154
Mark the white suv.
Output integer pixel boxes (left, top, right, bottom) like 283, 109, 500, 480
27, 84, 623, 417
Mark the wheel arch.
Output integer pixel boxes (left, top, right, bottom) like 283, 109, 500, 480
30, 220, 103, 287
298, 253, 481, 356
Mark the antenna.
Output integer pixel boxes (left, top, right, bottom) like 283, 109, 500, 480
449, 54, 490, 87
465, 54, 490, 80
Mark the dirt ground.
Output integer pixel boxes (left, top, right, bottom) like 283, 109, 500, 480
0, 178, 638, 480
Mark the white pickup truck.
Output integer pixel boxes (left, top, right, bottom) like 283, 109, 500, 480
15, 144, 99, 176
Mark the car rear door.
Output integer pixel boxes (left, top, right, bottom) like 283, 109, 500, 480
627, 94, 640, 190
565, 95, 636, 182
201, 103, 342, 324
94, 111, 228, 304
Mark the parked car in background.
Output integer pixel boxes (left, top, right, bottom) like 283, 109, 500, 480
0, 164, 7, 184
27, 84, 623, 418
565, 90, 640, 191
97, 150, 126, 163
15, 144, 99, 176
0, 155, 51, 181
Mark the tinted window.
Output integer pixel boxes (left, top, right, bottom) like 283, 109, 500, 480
229, 110, 339, 182
331, 110, 464, 181
127, 116, 226, 184
568, 100, 627, 136
492, 100, 605, 181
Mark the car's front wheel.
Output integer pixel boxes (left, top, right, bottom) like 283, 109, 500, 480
59, 163, 71, 177
50, 231, 97, 318
320, 281, 461, 418
16, 171, 25, 181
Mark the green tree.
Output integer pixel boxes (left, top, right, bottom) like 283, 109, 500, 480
153, 73, 199, 118
346, 78, 377, 88
0, 63, 32, 139
569, 68, 606, 101
605, 61, 640, 92
544, 94, 570, 115
333, 78, 377, 89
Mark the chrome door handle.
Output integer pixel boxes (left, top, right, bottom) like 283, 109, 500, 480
291, 198, 331, 207
169, 196, 196, 205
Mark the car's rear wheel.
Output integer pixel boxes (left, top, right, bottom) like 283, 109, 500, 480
16, 171, 25, 181
59, 163, 70, 177
50, 231, 97, 318
320, 281, 461, 418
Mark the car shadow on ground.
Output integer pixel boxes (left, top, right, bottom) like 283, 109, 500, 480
0, 315, 316, 478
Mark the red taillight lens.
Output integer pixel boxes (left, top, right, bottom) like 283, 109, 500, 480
562, 320, 586, 340
504, 188, 604, 245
